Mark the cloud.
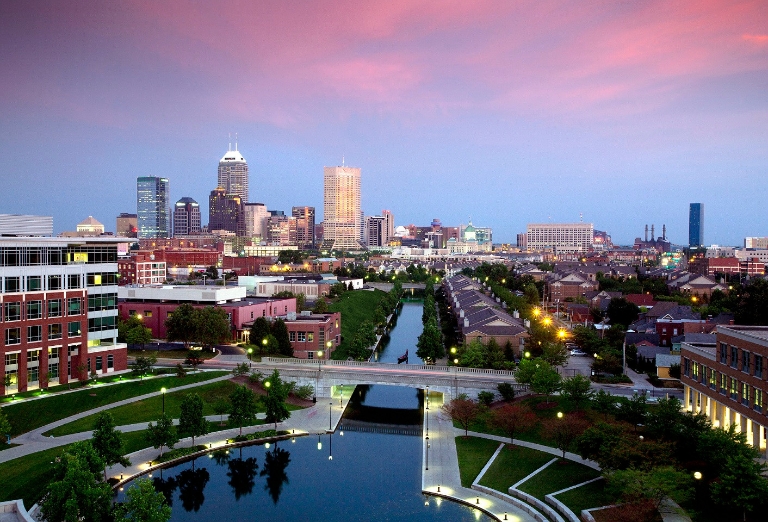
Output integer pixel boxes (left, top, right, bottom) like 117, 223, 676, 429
743, 33, 768, 45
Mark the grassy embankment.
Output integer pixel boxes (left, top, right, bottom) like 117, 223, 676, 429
328, 289, 389, 360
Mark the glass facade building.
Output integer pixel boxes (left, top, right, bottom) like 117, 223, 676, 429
689, 203, 704, 247
137, 176, 170, 239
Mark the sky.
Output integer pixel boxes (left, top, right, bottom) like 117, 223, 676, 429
0, 0, 767, 246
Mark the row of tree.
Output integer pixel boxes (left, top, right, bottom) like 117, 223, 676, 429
416, 279, 444, 364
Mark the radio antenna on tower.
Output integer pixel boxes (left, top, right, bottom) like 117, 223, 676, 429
580, 212, 583, 222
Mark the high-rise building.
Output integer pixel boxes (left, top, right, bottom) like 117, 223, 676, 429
366, 216, 386, 247
323, 165, 362, 250
209, 187, 244, 235
137, 177, 170, 239
689, 203, 704, 248
267, 215, 296, 246
382, 210, 394, 245
173, 197, 201, 236
116, 213, 138, 238
292, 206, 316, 249
526, 223, 594, 253
244, 203, 269, 239
218, 145, 249, 202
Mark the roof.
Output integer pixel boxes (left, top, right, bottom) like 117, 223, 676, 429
78, 215, 103, 227
656, 354, 681, 368
219, 148, 246, 163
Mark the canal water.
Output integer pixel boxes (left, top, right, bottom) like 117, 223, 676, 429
374, 300, 425, 365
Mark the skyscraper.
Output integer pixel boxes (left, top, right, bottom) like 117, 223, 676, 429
689, 203, 704, 247
173, 197, 201, 236
218, 145, 249, 202
137, 176, 170, 238
244, 203, 269, 239
209, 187, 244, 235
292, 206, 316, 249
323, 165, 362, 250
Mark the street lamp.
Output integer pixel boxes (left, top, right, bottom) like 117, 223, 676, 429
247, 347, 253, 361
339, 384, 344, 406
160, 387, 166, 415
329, 401, 333, 430
557, 411, 563, 419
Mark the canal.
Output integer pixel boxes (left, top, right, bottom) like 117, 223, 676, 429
375, 300, 425, 365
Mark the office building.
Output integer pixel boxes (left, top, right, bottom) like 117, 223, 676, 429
75, 216, 104, 235
173, 197, 201, 236
292, 206, 316, 249
689, 203, 704, 248
0, 237, 128, 395
117, 253, 167, 286
366, 216, 386, 247
323, 165, 362, 250
244, 203, 269, 239
137, 177, 170, 239
382, 210, 394, 245
209, 187, 244, 236
526, 223, 594, 253
267, 215, 296, 246
116, 213, 138, 238
0, 214, 53, 237
218, 145, 249, 202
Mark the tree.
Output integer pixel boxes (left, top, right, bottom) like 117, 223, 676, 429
184, 351, 204, 372
0, 407, 11, 439
295, 293, 306, 311
126, 325, 152, 348
592, 389, 618, 419
145, 414, 179, 457
313, 297, 328, 314
542, 415, 589, 458
164, 303, 197, 348
194, 306, 231, 350
514, 357, 539, 384
540, 342, 568, 367
616, 393, 648, 429
91, 412, 130, 480
492, 404, 537, 444
178, 393, 209, 446
271, 319, 293, 357
212, 399, 230, 426
530, 363, 562, 403
606, 298, 641, 328
40, 441, 113, 522
460, 339, 487, 368
416, 319, 444, 363
709, 453, 768, 520
606, 466, 694, 510
232, 362, 250, 377
497, 382, 516, 401
132, 354, 157, 379
263, 370, 291, 428
442, 397, 480, 437
250, 317, 271, 346
116, 477, 172, 522
560, 374, 595, 410
229, 385, 258, 436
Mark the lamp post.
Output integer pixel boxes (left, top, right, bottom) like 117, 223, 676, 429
161, 387, 166, 415
339, 384, 344, 406
247, 347, 252, 362
329, 401, 333, 430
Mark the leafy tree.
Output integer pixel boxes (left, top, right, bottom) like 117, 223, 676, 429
126, 325, 152, 348
164, 303, 197, 348
492, 404, 537, 444
497, 382, 516, 401
459, 339, 486, 368
524, 284, 540, 305
560, 374, 595, 410
442, 397, 479, 437
232, 362, 250, 377
527, 362, 562, 403
116, 477, 172, 522
194, 306, 231, 349
40, 441, 112, 522
313, 297, 328, 314
0, 407, 11, 439
250, 317, 271, 346
606, 298, 641, 328
709, 452, 768, 520
735, 278, 768, 325
178, 393, 209, 445
145, 414, 179, 457
184, 351, 204, 372
416, 318, 443, 363
542, 415, 589, 458
91, 412, 130, 480
271, 319, 292, 357
132, 354, 157, 379
263, 370, 291, 428
229, 385, 258, 436
540, 342, 568, 367
118, 315, 144, 343
615, 393, 648, 428
514, 357, 539, 384
212, 399, 230, 425
606, 466, 694, 510
477, 391, 495, 406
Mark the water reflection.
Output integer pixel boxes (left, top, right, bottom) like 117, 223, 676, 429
176, 465, 210, 512
227, 455, 258, 500
152, 476, 177, 507
260, 443, 291, 504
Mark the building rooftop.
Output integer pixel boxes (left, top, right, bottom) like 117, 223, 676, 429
719, 325, 768, 342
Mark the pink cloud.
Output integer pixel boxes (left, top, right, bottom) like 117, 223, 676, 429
743, 33, 768, 45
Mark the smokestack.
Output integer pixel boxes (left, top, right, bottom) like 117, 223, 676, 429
645, 225, 648, 242
662, 224, 666, 241
651, 225, 655, 240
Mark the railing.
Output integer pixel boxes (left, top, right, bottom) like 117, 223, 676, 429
259, 357, 516, 378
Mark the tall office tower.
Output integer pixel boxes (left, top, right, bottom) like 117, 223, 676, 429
292, 206, 316, 249
382, 210, 394, 246
137, 177, 170, 239
244, 203, 269, 239
323, 165, 362, 250
209, 187, 244, 235
366, 216, 386, 247
173, 197, 201, 236
267, 215, 296, 246
218, 145, 249, 202
689, 203, 704, 248
116, 213, 137, 238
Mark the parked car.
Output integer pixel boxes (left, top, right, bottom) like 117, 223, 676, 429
569, 348, 587, 356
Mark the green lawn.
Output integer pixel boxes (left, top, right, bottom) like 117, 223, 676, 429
479, 444, 555, 492
2, 371, 229, 436
454, 436, 502, 487
518, 458, 601, 501
0, 444, 74, 508
328, 289, 388, 359
555, 478, 615, 515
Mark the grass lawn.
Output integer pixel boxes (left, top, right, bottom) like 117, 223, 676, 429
0, 444, 74, 508
518, 458, 601, 501
328, 289, 388, 359
478, 444, 555, 492
555, 478, 615, 515
3, 371, 229, 436
454, 436, 502, 487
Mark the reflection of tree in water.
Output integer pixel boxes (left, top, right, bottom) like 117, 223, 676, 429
227, 456, 259, 500
152, 475, 178, 507
260, 444, 291, 504
176, 465, 210, 512
210, 449, 231, 466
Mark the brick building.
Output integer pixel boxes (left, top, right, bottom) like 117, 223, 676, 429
248, 311, 341, 360
117, 253, 167, 285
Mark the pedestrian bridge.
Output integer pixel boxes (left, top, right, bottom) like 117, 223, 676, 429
255, 357, 526, 399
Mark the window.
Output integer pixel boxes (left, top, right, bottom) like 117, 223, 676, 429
298, 332, 306, 342
720, 343, 727, 364
68, 321, 81, 337
27, 325, 42, 342
96, 357, 102, 371
68, 345, 79, 356
4, 302, 21, 321
68, 298, 81, 315
48, 275, 62, 290
87, 273, 102, 286
308, 351, 314, 360
683, 358, 690, 377
289, 331, 296, 342
307, 332, 314, 342
755, 355, 763, 379
27, 276, 41, 291
28, 366, 39, 383
719, 373, 727, 394
48, 299, 62, 318
88, 316, 115, 332
5, 328, 21, 345
107, 355, 113, 369
730, 346, 738, 368
27, 300, 42, 320
48, 323, 62, 340
49, 362, 59, 379
5, 353, 18, 366
68, 274, 80, 289
4, 276, 20, 293
709, 369, 717, 389
755, 389, 763, 413
742, 382, 751, 406
49, 346, 60, 359
742, 351, 750, 373
143, 310, 152, 318
319, 330, 325, 342
27, 349, 40, 363
4, 370, 17, 387
729, 377, 738, 400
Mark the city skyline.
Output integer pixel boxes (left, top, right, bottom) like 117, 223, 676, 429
1, 1, 767, 244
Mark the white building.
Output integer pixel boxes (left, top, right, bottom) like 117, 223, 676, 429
323, 165, 362, 250
526, 223, 594, 253
218, 145, 249, 203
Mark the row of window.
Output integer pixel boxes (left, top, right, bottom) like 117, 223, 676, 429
0, 246, 117, 267
718, 342, 765, 378
4, 345, 69, 367
685, 359, 768, 414
4, 322, 81, 345
1, 298, 84, 322
1, 272, 118, 294
4, 355, 114, 387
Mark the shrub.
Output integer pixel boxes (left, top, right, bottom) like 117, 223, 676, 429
248, 370, 263, 384
478, 391, 495, 406
497, 382, 516, 401
293, 384, 314, 400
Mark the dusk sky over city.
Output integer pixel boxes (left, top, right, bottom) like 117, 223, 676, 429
1, 0, 767, 245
